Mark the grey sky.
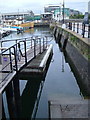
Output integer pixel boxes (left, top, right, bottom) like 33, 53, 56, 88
0, 0, 89, 14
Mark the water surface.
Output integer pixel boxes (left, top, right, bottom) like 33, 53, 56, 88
2, 27, 85, 119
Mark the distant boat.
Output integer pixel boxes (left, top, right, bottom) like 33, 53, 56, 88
14, 21, 34, 30
0, 26, 23, 32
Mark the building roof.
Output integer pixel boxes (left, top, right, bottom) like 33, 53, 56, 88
41, 12, 53, 15
1, 11, 33, 16
44, 4, 61, 8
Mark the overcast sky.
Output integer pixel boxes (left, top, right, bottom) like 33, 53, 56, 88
0, 0, 89, 14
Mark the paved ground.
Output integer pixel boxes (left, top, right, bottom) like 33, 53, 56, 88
49, 97, 89, 119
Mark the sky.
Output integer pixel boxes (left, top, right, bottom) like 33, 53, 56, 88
0, 0, 89, 14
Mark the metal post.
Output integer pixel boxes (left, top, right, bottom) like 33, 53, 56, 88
24, 40, 27, 64
62, 0, 64, 24
9, 48, 13, 72
13, 46, 18, 72
16, 40, 18, 53
71, 22, 72, 30
69, 22, 70, 29
69, 22, 72, 30
31, 38, 32, 49
34, 39, 36, 57
88, 24, 90, 38
39, 38, 41, 54
46, 36, 47, 48
43, 37, 44, 51
77, 23, 79, 33
73, 22, 75, 31
82, 23, 85, 38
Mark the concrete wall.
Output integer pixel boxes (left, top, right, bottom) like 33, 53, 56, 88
51, 24, 90, 96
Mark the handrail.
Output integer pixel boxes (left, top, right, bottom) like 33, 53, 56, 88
66, 22, 90, 38
0, 35, 53, 82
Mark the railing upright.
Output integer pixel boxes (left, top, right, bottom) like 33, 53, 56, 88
13, 46, 18, 72
31, 37, 33, 49
77, 23, 79, 33
43, 37, 44, 51
88, 24, 90, 38
82, 24, 85, 38
16, 40, 18, 53
73, 22, 75, 31
34, 39, 36, 57
39, 38, 41, 54
9, 49, 13, 72
24, 39, 27, 64
45, 36, 47, 48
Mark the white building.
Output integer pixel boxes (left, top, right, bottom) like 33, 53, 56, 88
0, 11, 34, 26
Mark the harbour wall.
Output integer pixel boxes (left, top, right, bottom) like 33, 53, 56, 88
50, 23, 90, 96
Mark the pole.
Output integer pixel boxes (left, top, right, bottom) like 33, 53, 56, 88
62, 0, 64, 23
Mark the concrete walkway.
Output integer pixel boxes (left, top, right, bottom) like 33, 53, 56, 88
49, 97, 89, 119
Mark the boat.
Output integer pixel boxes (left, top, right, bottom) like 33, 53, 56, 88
14, 21, 34, 30
0, 26, 23, 32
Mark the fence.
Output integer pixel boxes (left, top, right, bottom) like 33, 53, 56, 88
66, 22, 90, 38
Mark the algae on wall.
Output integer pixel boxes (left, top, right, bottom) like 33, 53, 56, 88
58, 26, 90, 61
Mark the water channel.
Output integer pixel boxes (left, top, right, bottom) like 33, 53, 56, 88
2, 27, 87, 119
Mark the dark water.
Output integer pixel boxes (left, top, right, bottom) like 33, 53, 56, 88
2, 27, 85, 119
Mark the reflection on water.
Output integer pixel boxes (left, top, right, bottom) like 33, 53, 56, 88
2, 27, 88, 119
21, 78, 43, 118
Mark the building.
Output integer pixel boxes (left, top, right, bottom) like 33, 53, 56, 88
88, 1, 90, 13
44, 4, 70, 21
0, 11, 34, 26
44, 4, 82, 21
41, 13, 53, 21
44, 5, 61, 13
70, 9, 82, 16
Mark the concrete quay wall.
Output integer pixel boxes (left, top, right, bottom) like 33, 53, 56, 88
50, 23, 90, 96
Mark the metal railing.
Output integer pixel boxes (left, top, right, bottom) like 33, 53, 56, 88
66, 22, 90, 38
0, 36, 53, 82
